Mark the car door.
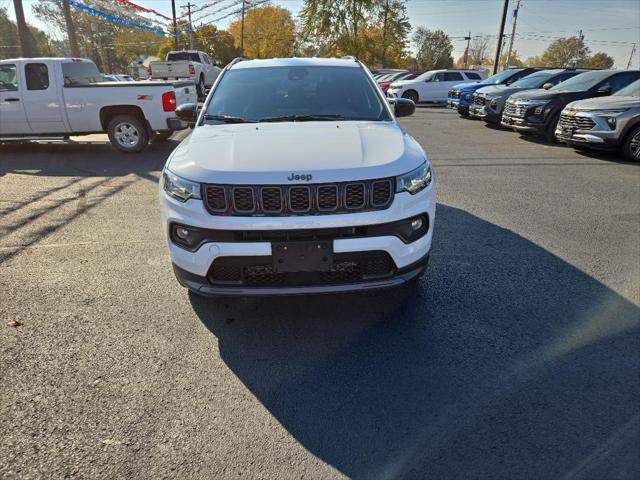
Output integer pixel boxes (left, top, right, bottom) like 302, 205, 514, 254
442, 72, 465, 101
22, 61, 67, 133
0, 62, 31, 134
420, 72, 445, 101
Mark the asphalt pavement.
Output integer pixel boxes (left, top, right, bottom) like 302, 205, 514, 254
1, 108, 639, 479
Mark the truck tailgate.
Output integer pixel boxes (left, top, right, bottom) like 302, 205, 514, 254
151, 62, 192, 79
174, 82, 197, 105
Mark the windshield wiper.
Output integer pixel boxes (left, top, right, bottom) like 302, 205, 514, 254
203, 114, 255, 124
258, 114, 344, 122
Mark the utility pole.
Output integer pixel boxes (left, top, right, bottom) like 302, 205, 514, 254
493, 0, 510, 74
464, 32, 471, 68
505, 0, 521, 69
12, 0, 35, 57
171, 0, 179, 50
572, 29, 584, 68
627, 44, 637, 69
240, 0, 246, 56
181, 2, 195, 50
61, 0, 80, 57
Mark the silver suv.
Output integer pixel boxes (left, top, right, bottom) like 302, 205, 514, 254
556, 79, 640, 160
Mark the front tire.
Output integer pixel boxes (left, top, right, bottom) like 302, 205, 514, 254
107, 115, 148, 153
545, 112, 560, 143
402, 90, 419, 104
621, 125, 640, 161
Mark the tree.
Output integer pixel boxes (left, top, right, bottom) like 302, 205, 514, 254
228, 5, 295, 59
0, 7, 56, 57
582, 52, 615, 69
539, 36, 589, 67
376, 0, 411, 68
468, 35, 491, 65
413, 28, 453, 70
500, 49, 524, 68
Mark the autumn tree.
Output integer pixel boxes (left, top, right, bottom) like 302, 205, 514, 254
157, 24, 240, 65
413, 28, 453, 70
582, 51, 615, 69
468, 35, 491, 65
228, 5, 295, 59
500, 49, 524, 68
538, 36, 589, 67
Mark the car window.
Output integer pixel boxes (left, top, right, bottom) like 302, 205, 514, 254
444, 72, 464, 81
202, 54, 211, 65
432, 72, 445, 82
167, 52, 201, 62
205, 66, 391, 122
510, 71, 554, 88
601, 72, 640, 93
62, 62, 102, 85
25, 63, 49, 90
549, 70, 613, 92
614, 79, 640, 97
465, 72, 481, 80
0, 63, 18, 91
482, 69, 524, 85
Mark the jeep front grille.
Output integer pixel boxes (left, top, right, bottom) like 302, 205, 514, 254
559, 113, 595, 131
203, 179, 394, 216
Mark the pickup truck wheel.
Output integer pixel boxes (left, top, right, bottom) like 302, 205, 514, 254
622, 125, 640, 161
196, 76, 206, 98
107, 115, 148, 153
402, 90, 418, 103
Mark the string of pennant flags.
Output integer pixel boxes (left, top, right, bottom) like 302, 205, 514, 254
67, 0, 264, 37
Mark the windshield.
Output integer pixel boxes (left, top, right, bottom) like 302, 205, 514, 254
550, 71, 611, 92
482, 69, 522, 85
167, 52, 200, 62
205, 66, 391, 123
511, 71, 556, 88
412, 71, 433, 82
614, 79, 640, 97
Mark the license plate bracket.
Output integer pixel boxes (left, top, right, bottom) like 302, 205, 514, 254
273, 241, 333, 273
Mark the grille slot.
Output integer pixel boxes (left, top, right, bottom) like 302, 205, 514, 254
289, 186, 311, 212
232, 187, 255, 213
371, 180, 393, 207
317, 185, 339, 211
344, 183, 365, 209
203, 178, 395, 216
559, 113, 595, 131
205, 186, 227, 211
504, 102, 527, 118
261, 187, 282, 213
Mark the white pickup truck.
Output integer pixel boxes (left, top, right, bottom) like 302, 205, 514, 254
0, 58, 197, 153
149, 51, 221, 98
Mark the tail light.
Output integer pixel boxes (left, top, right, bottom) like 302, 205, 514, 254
147, 65, 152, 77
162, 91, 176, 112
189, 64, 195, 75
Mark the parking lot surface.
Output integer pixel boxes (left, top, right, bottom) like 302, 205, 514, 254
1, 108, 639, 479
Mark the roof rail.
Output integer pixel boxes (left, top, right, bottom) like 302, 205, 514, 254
342, 56, 358, 62
228, 57, 247, 67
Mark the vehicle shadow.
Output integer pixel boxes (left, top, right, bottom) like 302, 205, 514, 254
189, 204, 640, 479
0, 138, 180, 179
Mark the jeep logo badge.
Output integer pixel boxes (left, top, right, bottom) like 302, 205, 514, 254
287, 173, 313, 182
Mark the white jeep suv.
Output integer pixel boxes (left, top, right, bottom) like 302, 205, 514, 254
160, 57, 436, 295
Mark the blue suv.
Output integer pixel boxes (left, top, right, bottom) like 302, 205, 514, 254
448, 68, 541, 116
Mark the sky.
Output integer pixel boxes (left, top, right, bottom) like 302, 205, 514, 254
3, 0, 640, 68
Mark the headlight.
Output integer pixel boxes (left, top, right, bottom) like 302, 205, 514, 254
396, 162, 433, 194
593, 109, 628, 116
520, 100, 549, 114
389, 83, 399, 89
162, 169, 201, 202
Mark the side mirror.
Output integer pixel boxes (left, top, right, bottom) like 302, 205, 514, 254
596, 86, 612, 96
393, 98, 415, 117
542, 82, 554, 90
175, 103, 197, 123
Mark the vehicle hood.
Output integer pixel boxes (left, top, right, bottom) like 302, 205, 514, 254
388, 78, 417, 88
564, 95, 640, 110
453, 81, 481, 92
476, 85, 523, 97
167, 121, 427, 184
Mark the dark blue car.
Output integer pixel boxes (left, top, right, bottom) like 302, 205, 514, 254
447, 68, 541, 116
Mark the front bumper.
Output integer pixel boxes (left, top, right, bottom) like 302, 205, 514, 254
160, 181, 436, 294
500, 114, 545, 134
469, 104, 502, 123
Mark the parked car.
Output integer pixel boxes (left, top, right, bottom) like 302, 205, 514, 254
0, 58, 197, 152
448, 67, 541, 116
379, 71, 416, 94
149, 50, 221, 98
502, 69, 640, 141
161, 57, 435, 296
556, 79, 640, 160
470, 69, 588, 123
387, 69, 486, 104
